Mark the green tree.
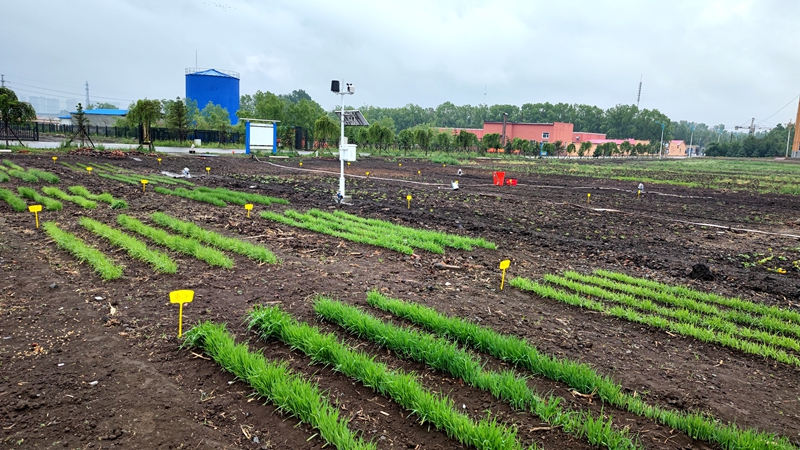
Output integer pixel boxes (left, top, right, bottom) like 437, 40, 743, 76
314, 115, 339, 148
164, 97, 190, 142
197, 102, 231, 143
66, 102, 94, 148
454, 129, 478, 152
127, 99, 163, 150
433, 131, 452, 152
482, 133, 502, 152
0, 87, 36, 147
413, 126, 433, 154
397, 128, 414, 154
566, 142, 576, 157
578, 141, 592, 158
88, 102, 118, 110
367, 122, 394, 153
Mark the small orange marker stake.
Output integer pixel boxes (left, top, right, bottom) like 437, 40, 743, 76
157, 158, 162, 165
499, 259, 510, 290
170, 290, 194, 338
52, 156, 57, 163
244, 203, 253, 218
141, 179, 148, 192
406, 194, 412, 209
587, 193, 591, 203
28, 204, 42, 229
206, 167, 211, 175
86, 167, 93, 174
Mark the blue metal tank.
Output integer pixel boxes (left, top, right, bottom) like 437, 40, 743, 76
185, 68, 240, 125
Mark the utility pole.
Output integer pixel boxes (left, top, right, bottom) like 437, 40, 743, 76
501, 112, 508, 148
786, 121, 792, 158
0, 75, 5, 87
85, 81, 90, 109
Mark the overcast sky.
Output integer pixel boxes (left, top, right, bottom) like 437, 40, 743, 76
3, 0, 799, 129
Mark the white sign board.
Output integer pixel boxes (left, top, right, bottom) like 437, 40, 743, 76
245, 120, 277, 154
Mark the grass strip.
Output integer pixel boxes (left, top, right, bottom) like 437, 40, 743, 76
595, 270, 800, 326
79, 217, 177, 274
195, 187, 289, 206
367, 291, 795, 450
2, 159, 24, 170
564, 271, 800, 340
17, 187, 62, 211
41, 186, 97, 209
151, 212, 278, 264
248, 305, 529, 450
117, 215, 233, 269
67, 186, 128, 209
0, 188, 27, 211
42, 221, 123, 280
8, 169, 38, 182
182, 322, 376, 450
153, 186, 228, 207
0, 171, 8, 182
26, 168, 59, 183
315, 297, 638, 450
97, 172, 150, 186
512, 276, 800, 367
545, 274, 800, 353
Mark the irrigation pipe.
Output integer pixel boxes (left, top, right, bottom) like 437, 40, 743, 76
256, 158, 798, 238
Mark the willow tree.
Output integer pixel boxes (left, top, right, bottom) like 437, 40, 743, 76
128, 99, 163, 151
313, 115, 338, 149
0, 87, 36, 148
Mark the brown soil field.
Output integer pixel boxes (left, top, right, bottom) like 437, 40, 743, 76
1, 153, 799, 449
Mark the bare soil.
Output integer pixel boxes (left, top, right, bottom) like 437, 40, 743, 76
2, 153, 799, 449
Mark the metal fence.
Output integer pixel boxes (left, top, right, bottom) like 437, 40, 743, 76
0, 123, 40, 141
34, 123, 243, 144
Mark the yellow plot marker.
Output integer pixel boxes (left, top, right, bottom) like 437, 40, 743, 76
365, 171, 370, 179
157, 158, 162, 165
52, 156, 57, 163
299, 161, 303, 167
28, 204, 42, 228
637, 189, 641, 199
170, 290, 194, 338
417, 170, 421, 175
587, 193, 591, 203
398, 163, 402, 167
244, 203, 253, 218
206, 167, 211, 175
347, 161, 351, 167
442, 164, 446, 168
499, 259, 511, 290
86, 166, 93, 174
141, 179, 148, 192
406, 194, 412, 209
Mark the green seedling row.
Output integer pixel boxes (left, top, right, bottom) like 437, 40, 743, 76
153, 186, 227, 207
367, 291, 795, 450
261, 208, 495, 255
315, 297, 638, 450
79, 217, 177, 274
261, 210, 416, 254
2, 159, 24, 170
565, 271, 800, 340
545, 274, 800, 354
0, 171, 8, 182
248, 305, 529, 450
182, 322, 376, 450
330, 210, 496, 251
595, 270, 800, 326
511, 276, 800, 368
8, 169, 38, 182
41, 186, 97, 209
17, 187, 62, 211
26, 168, 60, 183
97, 172, 152, 186
194, 187, 289, 206
117, 215, 233, 269
68, 186, 128, 209
0, 188, 27, 211
150, 212, 278, 264
42, 221, 123, 280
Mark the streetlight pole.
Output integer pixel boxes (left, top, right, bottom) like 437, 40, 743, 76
656, 121, 665, 159
688, 123, 695, 157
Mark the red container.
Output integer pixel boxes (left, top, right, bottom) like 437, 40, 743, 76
492, 171, 505, 186
506, 178, 517, 186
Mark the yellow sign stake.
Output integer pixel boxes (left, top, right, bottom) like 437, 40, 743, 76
347, 161, 351, 167
587, 193, 591, 203
406, 194, 412, 209
365, 171, 370, 179
86, 167, 93, 174
637, 189, 641, 199
28, 204, 42, 229
170, 290, 194, 338
52, 156, 57, 163
299, 162, 303, 167
417, 170, 421, 175
157, 158, 162, 165
499, 259, 510, 290
206, 167, 211, 175
244, 203, 253, 218
141, 179, 148, 192
398, 163, 402, 167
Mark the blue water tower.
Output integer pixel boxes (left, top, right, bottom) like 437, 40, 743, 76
185, 68, 240, 125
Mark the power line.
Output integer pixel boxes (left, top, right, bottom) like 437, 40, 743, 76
6, 79, 135, 103
760, 93, 800, 123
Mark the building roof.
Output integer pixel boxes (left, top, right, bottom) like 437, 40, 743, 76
185, 68, 240, 79
68, 109, 128, 116
484, 121, 556, 126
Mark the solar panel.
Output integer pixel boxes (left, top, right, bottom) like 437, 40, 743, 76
334, 110, 370, 126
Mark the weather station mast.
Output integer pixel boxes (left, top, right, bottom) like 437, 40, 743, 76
331, 80, 369, 204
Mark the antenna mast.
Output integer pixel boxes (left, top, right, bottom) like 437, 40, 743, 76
85, 81, 89, 109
